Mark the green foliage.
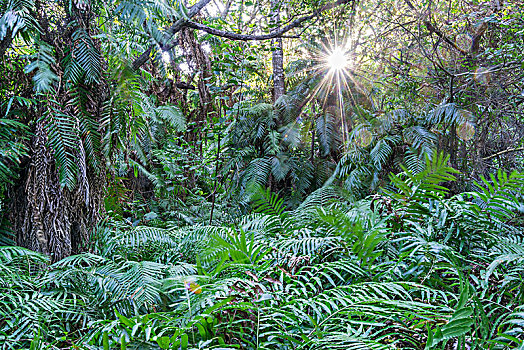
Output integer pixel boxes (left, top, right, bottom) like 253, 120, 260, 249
1, 158, 523, 348
1, 0, 524, 349
24, 40, 59, 93
223, 97, 331, 208
0, 118, 28, 185
43, 104, 80, 189
387, 152, 460, 202
332, 102, 477, 198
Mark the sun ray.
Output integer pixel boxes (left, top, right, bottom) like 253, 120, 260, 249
281, 34, 360, 151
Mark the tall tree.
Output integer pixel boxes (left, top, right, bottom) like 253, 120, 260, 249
1, 0, 107, 260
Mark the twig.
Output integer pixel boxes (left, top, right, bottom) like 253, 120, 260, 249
482, 147, 524, 161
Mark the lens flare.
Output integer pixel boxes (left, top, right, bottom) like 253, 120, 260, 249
459, 109, 473, 121
355, 128, 373, 147
419, 83, 434, 98
456, 121, 475, 141
438, 45, 452, 62
456, 110, 475, 141
474, 67, 491, 85
455, 34, 472, 51
282, 35, 358, 152
184, 280, 202, 294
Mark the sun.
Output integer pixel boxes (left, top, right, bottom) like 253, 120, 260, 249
285, 38, 356, 150
327, 47, 349, 72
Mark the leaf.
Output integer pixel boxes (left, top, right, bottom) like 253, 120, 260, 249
103, 331, 109, 350
156, 336, 171, 349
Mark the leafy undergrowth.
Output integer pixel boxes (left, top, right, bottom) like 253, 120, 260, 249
2, 155, 524, 349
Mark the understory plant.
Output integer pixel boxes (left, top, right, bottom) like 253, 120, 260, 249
1, 154, 523, 349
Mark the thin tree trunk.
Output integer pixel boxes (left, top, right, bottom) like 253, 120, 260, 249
209, 131, 221, 225
0, 28, 13, 58
270, 0, 285, 102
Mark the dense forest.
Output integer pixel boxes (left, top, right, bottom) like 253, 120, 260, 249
1, 0, 523, 348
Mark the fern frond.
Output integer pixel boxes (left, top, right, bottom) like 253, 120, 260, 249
155, 105, 186, 131
24, 41, 58, 93
43, 105, 80, 190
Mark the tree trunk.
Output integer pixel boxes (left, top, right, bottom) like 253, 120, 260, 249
270, 0, 285, 102
0, 28, 13, 58
4, 2, 107, 261
7, 121, 106, 261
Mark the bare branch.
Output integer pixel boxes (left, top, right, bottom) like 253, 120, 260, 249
188, 0, 353, 40
423, 20, 468, 55
131, 0, 353, 69
483, 147, 524, 161
185, 16, 313, 41
162, 0, 213, 50
221, 0, 233, 18
131, 46, 153, 71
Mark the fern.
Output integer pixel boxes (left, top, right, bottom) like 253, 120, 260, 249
43, 104, 80, 190
0, 118, 28, 184
316, 111, 338, 157
155, 105, 186, 131
68, 85, 102, 169
0, 0, 38, 41
425, 286, 474, 349
388, 152, 459, 202
24, 41, 59, 93
252, 187, 286, 217
468, 170, 524, 222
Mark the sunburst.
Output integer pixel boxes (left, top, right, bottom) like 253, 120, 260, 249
327, 47, 349, 72
279, 35, 363, 151
314, 38, 355, 149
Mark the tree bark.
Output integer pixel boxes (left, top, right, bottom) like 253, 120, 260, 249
8, 123, 105, 261
270, 0, 286, 102
131, 0, 213, 69
0, 28, 13, 58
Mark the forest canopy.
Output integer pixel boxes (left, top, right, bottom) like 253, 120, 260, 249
0, 0, 523, 349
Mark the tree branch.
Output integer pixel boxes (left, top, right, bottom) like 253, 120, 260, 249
131, 0, 212, 69
185, 16, 313, 41
483, 147, 524, 161
188, 0, 352, 40
131, 45, 153, 71
161, 0, 213, 50
0, 28, 14, 59
131, 0, 353, 69
423, 20, 468, 55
